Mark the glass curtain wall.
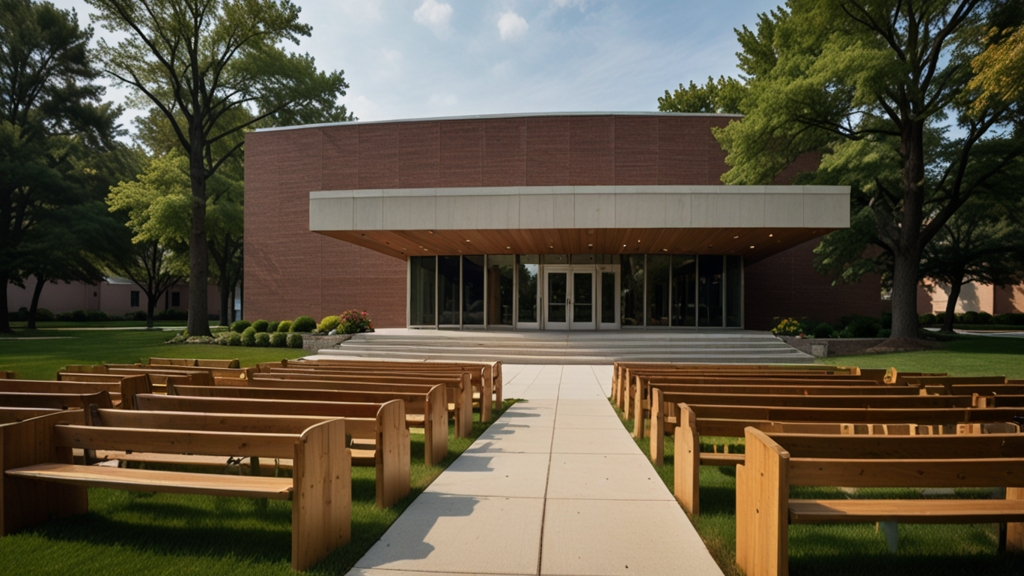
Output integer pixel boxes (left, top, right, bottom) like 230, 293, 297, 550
517, 255, 540, 324
620, 255, 645, 326
698, 255, 724, 327
462, 256, 485, 326
725, 256, 743, 327
438, 256, 460, 325
409, 256, 436, 326
645, 255, 671, 326
671, 256, 697, 327
486, 255, 515, 326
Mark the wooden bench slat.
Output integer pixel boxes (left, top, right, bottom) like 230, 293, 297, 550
55, 425, 298, 460
699, 453, 744, 466
6, 463, 293, 499
789, 499, 1024, 524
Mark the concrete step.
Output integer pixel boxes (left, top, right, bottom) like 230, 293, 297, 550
316, 329, 813, 365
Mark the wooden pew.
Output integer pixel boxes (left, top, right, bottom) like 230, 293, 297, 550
0, 390, 114, 410
133, 394, 410, 508
0, 407, 67, 424
58, 371, 187, 398
16, 375, 151, 409
170, 383, 448, 466
63, 365, 217, 388
247, 373, 474, 438
148, 357, 241, 369
264, 363, 493, 423
0, 371, 17, 379
735, 429, 1024, 576
1, 410, 349, 570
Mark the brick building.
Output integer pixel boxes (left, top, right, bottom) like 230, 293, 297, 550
244, 112, 880, 330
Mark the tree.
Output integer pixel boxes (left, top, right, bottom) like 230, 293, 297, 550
659, 76, 745, 114
88, 0, 352, 336
921, 175, 1024, 333
968, 24, 1024, 113
0, 0, 118, 333
712, 1, 1024, 341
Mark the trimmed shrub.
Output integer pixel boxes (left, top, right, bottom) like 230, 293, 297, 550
230, 320, 251, 333
976, 311, 992, 325
291, 316, 316, 333
811, 322, 834, 339
254, 332, 271, 347
994, 313, 1024, 326
270, 332, 288, 347
339, 310, 373, 334
877, 328, 892, 338
959, 311, 981, 325
286, 333, 304, 348
840, 316, 882, 338
919, 313, 936, 326
880, 312, 892, 330
36, 308, 54, 321
241, 327, 257, 346
268, 321, 280, 333
252, 319, 270, 333
225, 332, 242, 346
277, 320, 292, 333
317, 315, 341, 334
127, 310, 148, 321
154, 308, 188, 321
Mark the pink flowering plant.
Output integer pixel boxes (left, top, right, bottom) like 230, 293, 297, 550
339, 309, 374, 334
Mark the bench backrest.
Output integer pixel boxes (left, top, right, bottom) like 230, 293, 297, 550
647, 383, 921, 396
172, 384, 430, 412
0, 407, 80, 426
661, 391, 976, 409
0, 391, 113, 410
0, 371, 17, 379
148, 357, 241, 369
682, 403, 1023, 424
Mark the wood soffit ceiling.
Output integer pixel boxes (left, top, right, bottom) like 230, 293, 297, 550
318, 227, 836, 264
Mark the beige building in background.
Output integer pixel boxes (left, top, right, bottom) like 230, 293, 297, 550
918, 280, 1024, 316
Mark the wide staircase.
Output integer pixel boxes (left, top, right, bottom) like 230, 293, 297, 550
316, 329, 814, 365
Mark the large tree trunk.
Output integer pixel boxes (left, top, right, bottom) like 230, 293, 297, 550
146, 291, 156, 330
218, 269, 230, 327
228, 285, 236, 324
0, 280, 12, 333
940, 275, 964, 334
27, 276, 46, 330
187, 134, 211, 337
889, 119, 927, 341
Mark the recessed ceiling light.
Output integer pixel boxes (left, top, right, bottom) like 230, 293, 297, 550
549, 245, 554, 249
428, 231, 434, 235
506, 246, 511, 250
637, 239, 641, 243
588, 243, 593, 248
768, 233, 773, 237
733, 235, 739, 239
662, 248, 668, 252
749, 245, 755, 249
623, 244, 627, 247
465, 239, 471, 243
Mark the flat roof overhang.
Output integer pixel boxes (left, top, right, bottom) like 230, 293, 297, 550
310, 185, 850, 262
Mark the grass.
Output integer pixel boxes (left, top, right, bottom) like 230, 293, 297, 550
0, 328, 306, 380
615, 405, 1024, 576
8, 320, 191, 329
0, 398, 517, 575
825, 334, 1024, 379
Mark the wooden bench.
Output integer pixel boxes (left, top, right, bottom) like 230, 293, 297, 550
0, 390, 114, 410
5, 376, 151, 409
1, 410, 349, 570
247, 373, 474, 438
133, 394, 410, 507
736, 429, 1024, 576
670, 402, 1019, 515
170, 382, 448, 466
263, 363, 492, 423
0, 371, 17, 379
0, 406, 68, 424
149, 357, 241, 369
58, 371, 189, 396
63, 365, 218, 388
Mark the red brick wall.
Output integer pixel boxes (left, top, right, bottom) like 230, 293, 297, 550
244, 114, 877, 328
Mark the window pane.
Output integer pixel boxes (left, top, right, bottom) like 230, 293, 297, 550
620, 255, 644, 326
726, 255, 743, 327
601, 272, 616, 324
542, 254, 569, 264
573, 272, 593, 323
645, 255, 670, 327
698, 255, 723, 327
409, 257, 436, 325
671, 255, 696, 327
438, 256, 460, 325
486, 255, 514, 326
547, 272, 567, 323
517, 256, 539, 323
462, 256, 484, 325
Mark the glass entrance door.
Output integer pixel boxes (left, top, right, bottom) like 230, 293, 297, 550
544, 266, 598, 330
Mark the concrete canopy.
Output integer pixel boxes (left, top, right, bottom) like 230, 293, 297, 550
309, 184, 849, 261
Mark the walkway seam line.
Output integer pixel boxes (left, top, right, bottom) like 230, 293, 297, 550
535, 364, 562, 576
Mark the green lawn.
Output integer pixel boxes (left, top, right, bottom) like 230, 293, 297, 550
825, 334, 1024, 379
0, 329, 306, 380
616, 335, 1024, 575
8, 320, 192, 329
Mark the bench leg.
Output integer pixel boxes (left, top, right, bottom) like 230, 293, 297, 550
674, 405, 699, 515
633, 385, 644, 439
1008, 487, 1024, 552
650, 388, 664, 466
877, 521, 898, 552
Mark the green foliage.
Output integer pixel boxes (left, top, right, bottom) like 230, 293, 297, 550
251, 320, 269, 333
658, 76, 745, 114
316, 315, 340, 333
919, 314, 937, 326
224, 332, 242, 346
276, 320, 292, 333
230, 320, 251, 333
339, 310, 373, 334
811, 322, 835, 339
270, 332, 287, 348
839, 316, 883, 339
286, 332, 303, 349
253, 332, 271, 347
876, 328, 892, 338
240, 327, 256, 347
267, 321, 279, 333
290, 316, 316, 333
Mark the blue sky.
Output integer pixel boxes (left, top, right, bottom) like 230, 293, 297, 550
57, 0, 783, 126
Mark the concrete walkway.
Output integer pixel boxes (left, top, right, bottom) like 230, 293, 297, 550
346, 364, 723, 576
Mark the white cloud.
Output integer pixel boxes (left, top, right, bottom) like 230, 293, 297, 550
497, 11, 529, 41
414, 0, 453, 37
553, 0, 586, 8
